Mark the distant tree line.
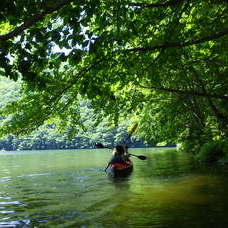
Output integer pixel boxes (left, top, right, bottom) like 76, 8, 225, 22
0, 126, 151, 151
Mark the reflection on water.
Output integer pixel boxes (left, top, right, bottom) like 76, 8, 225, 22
0, 148, 228, 227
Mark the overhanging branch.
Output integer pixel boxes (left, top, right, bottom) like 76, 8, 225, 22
0, 0, 74, 41
125, 28, 228, 52
129, 0, 183, 8
0, 0, 184, 42
138, 84, 228, 100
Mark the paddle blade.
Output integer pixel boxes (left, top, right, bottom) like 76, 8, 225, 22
137, 155, 147, 160
129, 123, 138, 137
95, 143, 105, 148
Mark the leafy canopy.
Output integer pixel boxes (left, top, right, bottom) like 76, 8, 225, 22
0, 0, 227, 149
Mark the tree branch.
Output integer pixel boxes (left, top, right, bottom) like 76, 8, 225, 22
129, 0, 183, 8
138, 84, 228, 100
124, 28, 228, 52
187, 64, 228, 127
0, 0, 73, 41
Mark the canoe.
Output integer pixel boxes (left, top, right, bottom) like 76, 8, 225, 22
106, 161, 133, 178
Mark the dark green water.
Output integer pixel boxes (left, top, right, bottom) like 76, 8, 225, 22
1, 148, 228, 228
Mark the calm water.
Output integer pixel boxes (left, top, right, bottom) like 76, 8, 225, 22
1, 148, 228, 228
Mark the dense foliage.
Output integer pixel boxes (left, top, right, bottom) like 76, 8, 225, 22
0, 79, 148, 150
0, 0, 227, 154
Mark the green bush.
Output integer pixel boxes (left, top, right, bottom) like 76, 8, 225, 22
177, 139, 201, 153
196, 141, 225, 163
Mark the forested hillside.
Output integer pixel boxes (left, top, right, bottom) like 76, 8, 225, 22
0, 77, 149, 150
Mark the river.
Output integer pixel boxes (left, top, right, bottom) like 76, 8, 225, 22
0, 148, 228, 227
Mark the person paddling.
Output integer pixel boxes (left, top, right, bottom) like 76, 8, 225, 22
104, 145, 130, 171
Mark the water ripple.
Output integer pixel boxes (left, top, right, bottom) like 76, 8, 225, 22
17, 173, 50, 178
0, 210, 15, 214
0, 201, 26, 207
0, 177, 11, 182
0, 197, 11, 200
0, 219, 30, 227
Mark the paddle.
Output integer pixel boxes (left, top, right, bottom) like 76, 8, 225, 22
124, 123, 138, 144
95, 143, 147, 160
95, 143, 109, 149
128, 153, 147, 160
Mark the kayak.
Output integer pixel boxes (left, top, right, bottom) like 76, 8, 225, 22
106, 160, 133, 178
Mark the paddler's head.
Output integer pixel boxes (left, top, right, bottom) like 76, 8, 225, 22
112, 145, 125, 156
